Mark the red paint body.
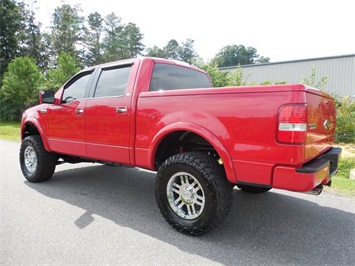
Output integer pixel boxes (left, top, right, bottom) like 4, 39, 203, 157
21, 57, 340, 192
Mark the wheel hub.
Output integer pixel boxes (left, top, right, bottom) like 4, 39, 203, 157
167, 172, 205, 220
181, 185, 196, 204
24, 146, 37, 174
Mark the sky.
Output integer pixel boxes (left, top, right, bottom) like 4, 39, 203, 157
31, 0, 355, 63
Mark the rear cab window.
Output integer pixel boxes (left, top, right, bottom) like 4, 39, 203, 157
149, 63, 212, 91
94, 65, 132, 98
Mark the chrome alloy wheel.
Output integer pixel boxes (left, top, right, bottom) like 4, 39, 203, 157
24, 146, 37, 174
167, 172, 205, 220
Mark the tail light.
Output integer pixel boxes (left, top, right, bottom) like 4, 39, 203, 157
277, 104, 307, 144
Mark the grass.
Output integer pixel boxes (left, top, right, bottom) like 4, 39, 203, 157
325, 157, 355, 197
0, 121, 354, 197
0, 121, 21, 141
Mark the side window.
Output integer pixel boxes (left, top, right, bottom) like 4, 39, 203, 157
94, 66, 132, 98
62, 72, 92, 103
149, 63, 212, 91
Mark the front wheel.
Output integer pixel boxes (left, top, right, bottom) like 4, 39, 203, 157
19, 135, 57, 182
155, 152, 233, 236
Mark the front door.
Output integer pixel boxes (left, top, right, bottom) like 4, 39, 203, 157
46, 70, 94, 157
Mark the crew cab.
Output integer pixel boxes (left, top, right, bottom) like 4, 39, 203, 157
20, 57, 342, 235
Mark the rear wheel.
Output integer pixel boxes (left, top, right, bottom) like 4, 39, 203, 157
19, 135, 57, 182
237, 184, 271, 194
155, 152, 233, 236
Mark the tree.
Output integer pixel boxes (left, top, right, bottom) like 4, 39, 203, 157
213, 45, 260, 67
164, 39, 180, 60
0, 57, 44, 120
46, 53, 80, 91
19, 1, 49, 70
179, 39, 198, 65
50, 4, 85, 65
0, 0, 25, 84
145, 39, 198, 64
255, 56, 270, 64
123, 22, 144, 58
102, 12, 128, 61
83, 12, 104, 66
146, 45, 166, 58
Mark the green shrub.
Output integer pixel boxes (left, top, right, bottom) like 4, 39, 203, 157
337, 157, 355, 179
198, 63, 230, 87
336, 97, 355, 143
260, 80, 287, 85
0, 57, 45, 121
45, 53, 80, 91
300, 65, 329, 90
226, 64, 250, 86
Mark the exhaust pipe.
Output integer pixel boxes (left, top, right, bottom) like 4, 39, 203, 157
305, 184, 323, 195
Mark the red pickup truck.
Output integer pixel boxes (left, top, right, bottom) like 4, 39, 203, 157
20, 57, 341, 235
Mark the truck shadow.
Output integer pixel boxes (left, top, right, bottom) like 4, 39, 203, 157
25, 164, 355, 265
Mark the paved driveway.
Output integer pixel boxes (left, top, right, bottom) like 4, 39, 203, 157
1, 139, 354, 265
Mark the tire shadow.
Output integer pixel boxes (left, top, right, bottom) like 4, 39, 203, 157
25, 164, 355, 265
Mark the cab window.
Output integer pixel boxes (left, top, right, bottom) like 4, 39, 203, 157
149, 63, 212, 91
62, 71, 93, 103
94, 65, 132, 98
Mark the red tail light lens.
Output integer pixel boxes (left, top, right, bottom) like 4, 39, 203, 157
277, 104, 307, 144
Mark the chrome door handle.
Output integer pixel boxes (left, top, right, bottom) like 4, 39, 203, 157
116, 106, 127, 113
75, 109, 84, 114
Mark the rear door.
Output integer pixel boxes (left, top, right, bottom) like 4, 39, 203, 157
85, 63, 136, 164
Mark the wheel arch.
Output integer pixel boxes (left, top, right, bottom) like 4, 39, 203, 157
21, 119, 50, 151
148, 122, 237, 183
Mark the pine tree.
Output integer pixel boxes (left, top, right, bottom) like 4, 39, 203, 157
0, 0, 25, 84
84, 12, 104, 66
0, 57, 44, 120
123, 23, 144, 58
50, 4, 85, 65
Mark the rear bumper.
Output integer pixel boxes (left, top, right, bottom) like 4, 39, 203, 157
273, 147, 342, 192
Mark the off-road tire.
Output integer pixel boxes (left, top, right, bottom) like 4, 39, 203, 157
19, 135, 57, 182
237, 184, 271, 194
155, 152, 233, 236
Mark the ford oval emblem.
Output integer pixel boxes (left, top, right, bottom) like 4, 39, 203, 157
324, 120, 329, 129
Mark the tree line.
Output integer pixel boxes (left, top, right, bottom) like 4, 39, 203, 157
0, 0, 270, 121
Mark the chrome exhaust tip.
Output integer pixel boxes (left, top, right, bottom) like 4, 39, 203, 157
305, 184, 323, 195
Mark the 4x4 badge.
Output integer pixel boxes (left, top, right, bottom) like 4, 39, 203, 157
324, 120, 330, 129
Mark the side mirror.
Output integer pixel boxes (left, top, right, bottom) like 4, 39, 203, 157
39, 90, 55, 104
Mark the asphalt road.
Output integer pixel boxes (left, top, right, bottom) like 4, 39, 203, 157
1, 139, 355, 265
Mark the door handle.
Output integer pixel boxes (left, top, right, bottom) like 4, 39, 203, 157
75, 109, 84, 114
116, 106, 127, 113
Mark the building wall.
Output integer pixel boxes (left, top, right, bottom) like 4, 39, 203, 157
220, 54, 355, 97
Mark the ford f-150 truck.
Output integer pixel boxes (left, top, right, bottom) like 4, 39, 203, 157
20, 57, 341, 235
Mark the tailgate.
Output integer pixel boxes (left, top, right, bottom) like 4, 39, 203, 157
305, 87, 336, 161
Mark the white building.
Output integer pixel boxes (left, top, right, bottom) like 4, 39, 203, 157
220, 54, 355, 97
